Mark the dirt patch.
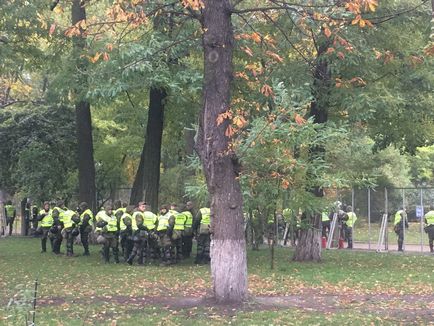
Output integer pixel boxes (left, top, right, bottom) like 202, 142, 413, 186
36, 291, 434, 322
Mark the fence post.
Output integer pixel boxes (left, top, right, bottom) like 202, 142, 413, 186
385, 187, 388, 251
420, 188, 424, 252
402, 188, 405, 252
368, 188, 371, 250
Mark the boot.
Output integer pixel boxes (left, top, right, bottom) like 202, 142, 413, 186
104, 247, 110, 263
126, 252, 135, 265
113, 248, 120, 264
41, 238, 47, 253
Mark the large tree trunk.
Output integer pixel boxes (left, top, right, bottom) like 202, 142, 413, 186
130, 87, 166, 211
72, 0, 96, 211
293, 37, 330, 262
196, 0, 247, 303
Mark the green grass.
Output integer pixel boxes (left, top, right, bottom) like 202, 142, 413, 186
0, 237, 433, 325
353, 221, 428, 245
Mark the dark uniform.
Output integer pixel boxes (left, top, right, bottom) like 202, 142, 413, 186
342, 206, 357, 249
120, 206, 135, 262
78, 202, 94, 256
142, 205, 158, 262
113, 201, 126, 258
37, 202, 54, 253
4, 201, 16, 236
193, 207, 211, 264
31, 205, 39, 234
171, 205, 186, 262
51, 202, 66, 254
424, 208, 434, 253
157, 205, 176, 266
321, 211, 331, 238
61, 209, 80, 256
95, 206, 120, 263
181, 202, 194, 258
394, 208, 408, 252
127, 203, 147, 265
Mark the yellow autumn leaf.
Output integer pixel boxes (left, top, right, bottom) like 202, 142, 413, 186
89, 52, 101, 63
281, 179, 290, 190
251, 32, 261, 44
233, 116, 247, 128
260, 84, 274, 97
352, 15, 361, 25
294, 113, 306, 125
265, 50, 283, 63
225, 125, 234, 137
241, 46, 254, 57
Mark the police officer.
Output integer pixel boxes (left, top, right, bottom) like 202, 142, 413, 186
127, 202, 146, 265
342, 206, 357, 249
142, 204, 158, 263
51, 200, 66, 254
424, 205, 434, 253
95, 205, 120, 263
193, 206, 211, 264
120, 205, 135, 262
181, 201, 194, 258
171, 203, 186, 262
394, 207, 408, 252
30, 201, 39, 235
61, 207, 80, 257
321, 210, 331, 239
156, 204, 175, 266
113, 200, 126, 257
37, 201, 53, 253
78, 202, 94, 256
4, 200, 16, 236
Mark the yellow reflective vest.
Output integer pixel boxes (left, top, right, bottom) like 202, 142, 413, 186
143, 211, 157, 230
39, 209, 53, 228
62, 209, 76, 229
157, 212, 171, 231
394, 210, 406, 226
5, 205, 15, 217
80, 209, 94, 226
174, 211, 186, 231
132, 211, 143, 231
345, 212, 357, 228
424, 210, 434, 226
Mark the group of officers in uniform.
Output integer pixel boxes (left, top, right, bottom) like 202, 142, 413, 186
3, 199, 212, 265
320, 203, 434, 252
4, 199, 434, 255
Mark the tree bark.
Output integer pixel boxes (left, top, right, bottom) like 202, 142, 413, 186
292, 37, 331, 262
196, 0, 247, 303
72, 0, 96, 211
130, 87, 166, 211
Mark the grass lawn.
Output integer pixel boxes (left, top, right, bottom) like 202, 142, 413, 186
0, 237, 433, 325
353, 222, 428, 245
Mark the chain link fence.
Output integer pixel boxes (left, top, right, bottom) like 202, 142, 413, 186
335, 187, 434, 252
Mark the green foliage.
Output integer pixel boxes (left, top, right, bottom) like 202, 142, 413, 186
237, 82, 347, 217
0, 105, 77, 202
408, 145, 434, 186
328, 0, 434, 153
6, 283, 35, 325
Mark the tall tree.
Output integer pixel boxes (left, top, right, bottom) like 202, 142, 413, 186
196, 0, 247, 303
130, 87, 166, 210
71, 0, 96, 211
293, 34, 331, 262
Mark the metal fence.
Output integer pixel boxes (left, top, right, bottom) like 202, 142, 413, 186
335, 187, 434, 253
